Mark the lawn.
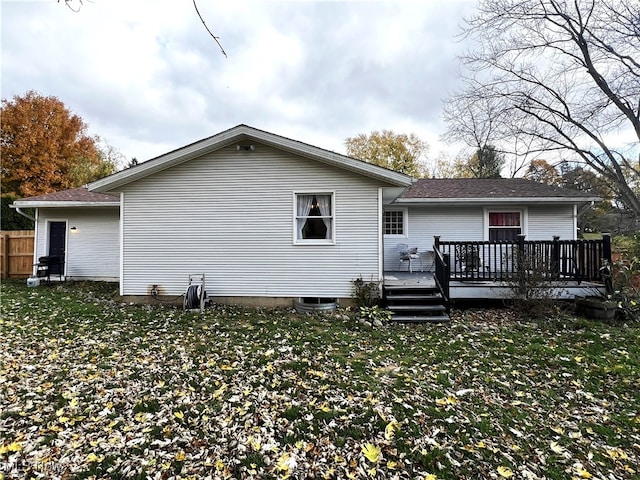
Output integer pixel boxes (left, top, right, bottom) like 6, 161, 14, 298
1, 280, 638, 480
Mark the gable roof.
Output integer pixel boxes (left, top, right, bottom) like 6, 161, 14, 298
12, 187, 120, 208
394, 178, 599, 204
89, 124, 414, 192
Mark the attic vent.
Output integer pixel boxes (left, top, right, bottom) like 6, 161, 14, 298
236, 144, 255, 151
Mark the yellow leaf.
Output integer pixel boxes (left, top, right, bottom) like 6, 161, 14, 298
362, 443, 381, 463
248, 436, 261, 451
551, 426, 565, 434
435, 395, 458, 406
386, 460, 398, 469
384, 421, 400, 440
174, 411, 184, 420
425, 475, 438, 480
550, 441, 566, 454
575, 466, 592, 478
497, 466, 514, 478
175, 451, 186, 462
276, 452, 292, 472
0, 442, 21, 454
215, 459, 225, 470
574, 356, 583, 363
134, 412, 147, 422
86, 453, 104, 463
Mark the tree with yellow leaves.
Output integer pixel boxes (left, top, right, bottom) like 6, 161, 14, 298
1, 90, 117, 197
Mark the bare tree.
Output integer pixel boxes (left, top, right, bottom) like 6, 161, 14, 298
444, 0, 640, 215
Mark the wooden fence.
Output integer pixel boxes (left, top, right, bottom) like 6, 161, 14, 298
1, 230, 35, 279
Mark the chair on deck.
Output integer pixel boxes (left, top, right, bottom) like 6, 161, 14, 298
397, 243, 421, 272
455, 244, 489, 277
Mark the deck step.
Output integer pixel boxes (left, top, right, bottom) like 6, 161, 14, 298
386, 293, 442, 301
391, 314, 450, 323
388, 304, 446, 312
383, 281, 449, 324
384, 284, 438, 291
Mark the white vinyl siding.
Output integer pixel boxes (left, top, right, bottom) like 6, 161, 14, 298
527, 205, 576, 240
35, 207, 120, 280
117, 144, 384, 298
384, 206, 482, 270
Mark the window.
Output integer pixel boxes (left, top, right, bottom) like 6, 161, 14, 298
295, 193, 333, 243
384, 210, 405, 235
488, 212, 522, 241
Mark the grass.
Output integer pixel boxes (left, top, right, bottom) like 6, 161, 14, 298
0, 280, 639, 479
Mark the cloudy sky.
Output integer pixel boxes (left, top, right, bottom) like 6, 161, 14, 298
2, 0, 477, 165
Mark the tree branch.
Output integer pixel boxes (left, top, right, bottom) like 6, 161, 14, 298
193, 0, 227, 58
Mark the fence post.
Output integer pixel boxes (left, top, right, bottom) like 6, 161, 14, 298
434, 235, 440, 250
0, 233, 6, 279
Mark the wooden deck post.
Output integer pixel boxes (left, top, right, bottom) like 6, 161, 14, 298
602, 233, 613, 294
602, 233, 612, 263
551, 235, 560, 280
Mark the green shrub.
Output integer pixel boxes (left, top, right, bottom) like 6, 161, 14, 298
351, 276, 381, 308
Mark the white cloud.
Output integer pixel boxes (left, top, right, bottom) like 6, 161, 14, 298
1, 0, 478, 162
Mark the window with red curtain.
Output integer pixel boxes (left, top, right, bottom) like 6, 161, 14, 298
488, 212, 521, 241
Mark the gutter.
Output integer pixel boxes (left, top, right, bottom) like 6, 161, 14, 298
11, 201, 120, 208
393, 196, 601, 205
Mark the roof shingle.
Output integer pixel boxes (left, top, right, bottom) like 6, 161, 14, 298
17, 187, 119, 203
401, 178, 597, 200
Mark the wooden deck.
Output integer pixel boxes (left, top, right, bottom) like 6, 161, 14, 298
383, 270, 606, 300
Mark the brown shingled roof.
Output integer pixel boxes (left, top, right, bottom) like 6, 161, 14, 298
17, 187, 119, 203
401, 178, 597, 200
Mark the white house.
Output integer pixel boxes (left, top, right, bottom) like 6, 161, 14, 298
14, 125, 603, 309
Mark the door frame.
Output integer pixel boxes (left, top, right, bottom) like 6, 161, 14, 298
45, 219, 68, 276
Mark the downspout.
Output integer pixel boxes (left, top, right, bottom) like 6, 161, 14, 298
12, 206, 36, 222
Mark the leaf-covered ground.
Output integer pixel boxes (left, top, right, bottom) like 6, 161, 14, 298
1, 281, 638, 480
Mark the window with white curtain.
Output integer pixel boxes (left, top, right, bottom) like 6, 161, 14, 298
294, 192, 334, 243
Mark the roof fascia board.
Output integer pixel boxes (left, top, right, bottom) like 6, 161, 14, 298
11, 201, 120, 208
89, 125, 412, 192
394, 196, 600, 205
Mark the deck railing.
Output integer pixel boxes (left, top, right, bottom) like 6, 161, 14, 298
433, 247, 450, 312
433, 234, 611, 283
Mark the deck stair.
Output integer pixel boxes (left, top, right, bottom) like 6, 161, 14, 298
383, 284, 450, 323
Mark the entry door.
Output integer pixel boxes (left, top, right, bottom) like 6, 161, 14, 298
48, 221, 66, 275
